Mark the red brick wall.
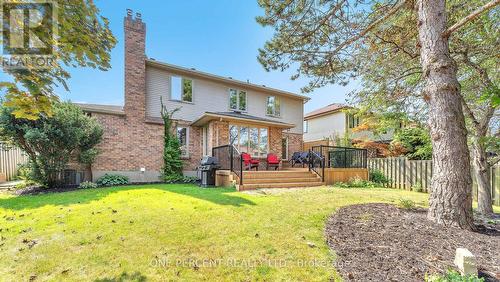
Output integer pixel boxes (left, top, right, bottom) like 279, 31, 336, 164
284, 132, 303, 158
269, 127, 283, 158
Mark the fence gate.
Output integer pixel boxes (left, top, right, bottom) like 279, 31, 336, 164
368, 157, 500, 206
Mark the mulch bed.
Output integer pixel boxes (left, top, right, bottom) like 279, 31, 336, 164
325, 203, 500, 281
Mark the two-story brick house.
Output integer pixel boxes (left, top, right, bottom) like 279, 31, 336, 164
76, 10, 308, 182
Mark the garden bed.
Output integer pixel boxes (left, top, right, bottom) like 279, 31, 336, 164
325, 203, 500, 281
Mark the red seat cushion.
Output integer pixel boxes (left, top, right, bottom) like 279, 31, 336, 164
267, 154, 280, 164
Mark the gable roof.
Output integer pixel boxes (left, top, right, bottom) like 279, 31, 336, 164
304, 103, 350, 120
146, 59, 310, 102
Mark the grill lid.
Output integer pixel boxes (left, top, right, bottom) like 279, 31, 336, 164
201, 156, 219, 165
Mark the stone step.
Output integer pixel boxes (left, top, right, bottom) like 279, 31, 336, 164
239, 181, 325, 190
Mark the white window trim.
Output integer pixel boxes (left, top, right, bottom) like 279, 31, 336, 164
282, 137, 289, 160
228, 88, 248, 112
266, 96, 281, 117
170, 76, 194, 104
177, 126, 190, 158
304, 120, 308, 133
229, 124, 269, 157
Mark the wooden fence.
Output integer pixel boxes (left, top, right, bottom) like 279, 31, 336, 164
0, 143, 28, 182
368, 157, 500, 206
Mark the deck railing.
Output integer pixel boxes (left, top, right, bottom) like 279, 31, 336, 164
212, 144, 243, 185
308, 149, 325, 182
311, 145, 367, 169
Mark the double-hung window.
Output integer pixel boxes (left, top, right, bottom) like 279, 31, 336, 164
171, 76, 193, 102
266, 96, 281, 117
348, 114, 360, 129
229, 89, 247, 111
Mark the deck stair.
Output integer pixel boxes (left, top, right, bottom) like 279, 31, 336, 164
238, 169, 324, 190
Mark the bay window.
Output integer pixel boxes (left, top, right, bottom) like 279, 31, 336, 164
229, 125, 268, 157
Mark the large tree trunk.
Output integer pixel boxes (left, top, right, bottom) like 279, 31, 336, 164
471, 136, 494, 215
416, 0, 475, 230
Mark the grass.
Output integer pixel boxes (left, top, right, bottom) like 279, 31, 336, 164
0, 184, 491, 281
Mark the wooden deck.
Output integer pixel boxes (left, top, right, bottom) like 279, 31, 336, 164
237, 168, 325, 191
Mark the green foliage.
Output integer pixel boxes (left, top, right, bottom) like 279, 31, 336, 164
163, 175, 198, 184
1, 2, 117, 119
393, 127, 432, 160
15, 163, 34, 181
336, 177, 379, 188
78, 181, 98, 189
14, 180, 38, 190
160, 98, 183, 181
95, 174, 129, 187
426, 270, 484, 282
398, 199, 416, 210
369, 169, 389, 185
0, 102, 103, 188
412, 181, 424, 193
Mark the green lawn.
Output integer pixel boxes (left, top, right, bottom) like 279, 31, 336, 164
0, 184, 439, 281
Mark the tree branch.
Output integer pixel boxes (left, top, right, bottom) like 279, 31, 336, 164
331, 0, 408, 55
443, 0, 500, 37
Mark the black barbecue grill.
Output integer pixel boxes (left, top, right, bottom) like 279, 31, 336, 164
199, 156, 220, 187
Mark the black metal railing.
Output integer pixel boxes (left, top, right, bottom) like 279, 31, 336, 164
212, 144, 243, 185
309, 149, 325, 181
311, 145, 367, 169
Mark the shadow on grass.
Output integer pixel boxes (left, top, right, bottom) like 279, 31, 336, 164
94, 271, 147, 282
0, 184, 255, 211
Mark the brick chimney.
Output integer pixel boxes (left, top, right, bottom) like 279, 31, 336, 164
124, 9, 146, 118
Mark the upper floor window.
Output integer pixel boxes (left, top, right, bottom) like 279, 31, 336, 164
171, 76, 193, 102
304, 120, 308, 133
266, 96, 281, 117
177, 126, 189, 157
348, 114, 360, 129
229, 89, 247, 111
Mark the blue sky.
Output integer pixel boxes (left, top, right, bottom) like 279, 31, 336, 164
2, 0, 358, 114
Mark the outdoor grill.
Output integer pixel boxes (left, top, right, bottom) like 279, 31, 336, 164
199, 156, 220, 187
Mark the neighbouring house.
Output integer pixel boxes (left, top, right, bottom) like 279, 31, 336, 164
303, 103, 394, 151
74, 10, 308, 183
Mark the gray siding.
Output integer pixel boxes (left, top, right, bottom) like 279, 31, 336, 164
145, 66, 304, 134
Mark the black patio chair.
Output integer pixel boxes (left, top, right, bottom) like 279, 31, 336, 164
289, 152, 301, 167
296, 152, 310, 167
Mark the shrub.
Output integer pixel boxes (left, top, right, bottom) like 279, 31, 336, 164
14, 180, 37, 190
398, 199, 416, 210
335, 176, 379, 188
96, 174, 129, 187
412, 181, 424, 193
425, 270, 484, 282
15, 163, 34, 181
164, 175, 198, 184
369, 169, 389, 185
0, 102, 103, 188
78, 181, 98, 189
